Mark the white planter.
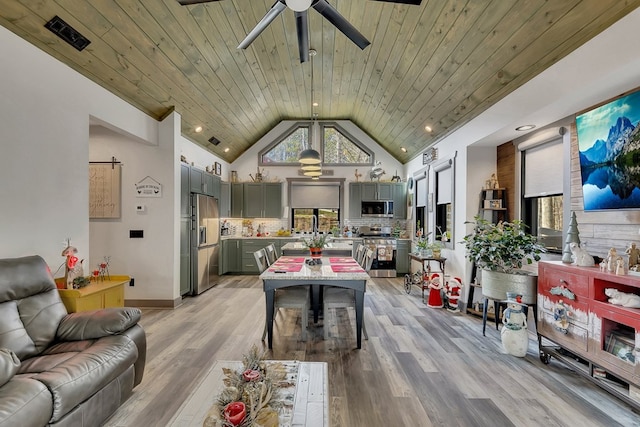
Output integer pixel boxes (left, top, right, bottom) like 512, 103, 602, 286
480, 269, 537, 304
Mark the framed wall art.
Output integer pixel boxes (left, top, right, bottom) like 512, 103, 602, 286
214, 162, 222, 176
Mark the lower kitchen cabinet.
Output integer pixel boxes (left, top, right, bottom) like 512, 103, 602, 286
396, 239, 410, 275
221, 239, 241, 274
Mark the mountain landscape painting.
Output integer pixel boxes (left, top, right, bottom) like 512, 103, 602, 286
576, 90, 640, 210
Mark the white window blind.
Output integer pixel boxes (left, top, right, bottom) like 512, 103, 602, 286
416, 178, 426, 207
291, 183, 340, 208
523, 138, 563, 198
437, 167, 452, 204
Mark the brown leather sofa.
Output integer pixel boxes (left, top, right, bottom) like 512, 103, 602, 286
0, 255, 146, 427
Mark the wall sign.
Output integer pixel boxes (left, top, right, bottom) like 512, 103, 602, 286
89, 162, 121, 219
135, 176, 162, 198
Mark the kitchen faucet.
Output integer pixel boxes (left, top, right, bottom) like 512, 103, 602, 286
312, 214, 318, 237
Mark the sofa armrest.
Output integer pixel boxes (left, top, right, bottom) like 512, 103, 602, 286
56, 307, 142, 341
0, 348, 20, 387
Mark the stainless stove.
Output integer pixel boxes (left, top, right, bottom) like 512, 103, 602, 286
361, 227, 397, 277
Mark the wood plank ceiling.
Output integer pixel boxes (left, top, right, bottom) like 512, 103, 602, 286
1, 0, 638, 163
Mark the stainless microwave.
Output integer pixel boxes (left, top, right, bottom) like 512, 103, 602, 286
361, 200, 394, 218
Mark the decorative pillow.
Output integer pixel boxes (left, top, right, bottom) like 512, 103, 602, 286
0, 348, 20, 387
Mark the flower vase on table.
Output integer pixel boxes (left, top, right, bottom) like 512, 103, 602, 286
304, 234, 327, 260
309, 247, 322, 259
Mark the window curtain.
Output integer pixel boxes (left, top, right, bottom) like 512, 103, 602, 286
436, 167, 452, 205
522, 137, 563, 198
290, 182, 340, 208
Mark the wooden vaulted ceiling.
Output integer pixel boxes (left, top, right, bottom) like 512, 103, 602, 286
1, 0, 638, 163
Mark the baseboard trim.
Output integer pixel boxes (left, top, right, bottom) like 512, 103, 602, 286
126, 298, 182, 309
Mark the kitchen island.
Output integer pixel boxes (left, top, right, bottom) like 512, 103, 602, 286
281, 241, 354, 257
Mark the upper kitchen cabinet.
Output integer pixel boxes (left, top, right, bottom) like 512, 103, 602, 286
220, 182, 231, 217
189, 165, 220, 198
231, 183, 244, 217
180, 164, 191, 217
349, 182, 406, 219
393, 183, 407, 219
361, 183, 393, 200
243, 182, 282, 218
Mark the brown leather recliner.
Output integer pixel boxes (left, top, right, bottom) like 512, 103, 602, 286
0, 255, 146, 427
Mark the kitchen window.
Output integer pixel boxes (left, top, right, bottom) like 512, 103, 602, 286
288, 179, 344, 233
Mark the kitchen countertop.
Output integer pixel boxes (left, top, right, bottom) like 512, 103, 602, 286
281, 241, 354, 251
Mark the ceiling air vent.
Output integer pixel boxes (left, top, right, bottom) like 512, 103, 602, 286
44, 16, 91, 52
208, 136, 221, 146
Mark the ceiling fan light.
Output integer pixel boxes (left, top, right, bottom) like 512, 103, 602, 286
286, 0, 313, 12
298, 148, 321, 164
301, 164, 321, 171
303, 169, 323, 177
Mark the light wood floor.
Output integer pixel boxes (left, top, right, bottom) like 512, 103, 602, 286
105, 276, 640, 427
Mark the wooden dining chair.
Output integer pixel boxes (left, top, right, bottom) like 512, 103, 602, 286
322, 248, 374, 340
255, 249, 310, 342
253, 248, 269, 273
354, 244, 366, 267
264, 243, 278, 265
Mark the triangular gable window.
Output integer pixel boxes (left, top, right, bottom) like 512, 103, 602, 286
322, 124, 372, 165
260, 124, 310, 164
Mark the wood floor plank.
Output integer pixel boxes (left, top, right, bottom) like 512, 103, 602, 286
104, 275, 640, 427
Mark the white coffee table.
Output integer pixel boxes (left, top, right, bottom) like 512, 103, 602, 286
168, 360, 328, 427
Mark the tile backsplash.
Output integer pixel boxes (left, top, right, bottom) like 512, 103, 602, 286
221, 217, 407, 237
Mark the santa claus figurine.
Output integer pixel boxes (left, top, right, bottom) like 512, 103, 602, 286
426, 273, 444, 308
445, 277, 463, 312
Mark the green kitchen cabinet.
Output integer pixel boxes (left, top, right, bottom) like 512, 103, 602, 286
349, 182, 362, 218
243, 183, 282, 218
220, 182, 231, 218
361, 182, 393, 200
396, 239, 410, 275
221, 239, 242, 274
231, 183, 244, 217
393, 183, 407, 219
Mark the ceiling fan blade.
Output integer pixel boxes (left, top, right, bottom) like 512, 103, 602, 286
176, 0, 222, 5
370, 0, 423, 4
238, 1, 287, 49
295, 11, 310, 63
312, 0, 370, 50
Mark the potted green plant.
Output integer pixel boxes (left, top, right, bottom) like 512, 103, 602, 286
429, 240, 444, 258
303, 234, 328, 258
462, 216, 546, 304
414, 237, 430, 256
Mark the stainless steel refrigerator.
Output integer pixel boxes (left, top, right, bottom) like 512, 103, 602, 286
191, 193, 219, 295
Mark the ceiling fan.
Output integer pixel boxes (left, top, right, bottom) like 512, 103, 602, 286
177, 0, 423, 63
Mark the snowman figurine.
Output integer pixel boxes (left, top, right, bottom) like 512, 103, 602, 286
500, 292, 529, 357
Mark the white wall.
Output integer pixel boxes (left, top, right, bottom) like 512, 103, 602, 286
404, 8, 640, 297
0, 25, 158, 272
180, 135, 230, 180
89, 112, 181, 303
231, 119, 404, 214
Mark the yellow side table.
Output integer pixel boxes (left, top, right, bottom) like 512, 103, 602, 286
56, 276, 129, 313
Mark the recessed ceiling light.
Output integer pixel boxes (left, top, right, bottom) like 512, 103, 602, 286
424, 125, 432, 133
516, 124, 536, 131
195, 126, 203, 133
312, 102, 319, 107
224, 147, 230, 153
401, 147, 407, 153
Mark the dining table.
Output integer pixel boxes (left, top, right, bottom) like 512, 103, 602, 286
260, 255, 370, 349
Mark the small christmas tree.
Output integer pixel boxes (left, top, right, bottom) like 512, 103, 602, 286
562, 212, 580, 263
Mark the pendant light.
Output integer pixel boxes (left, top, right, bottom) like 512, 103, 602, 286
300, 49, 322, 175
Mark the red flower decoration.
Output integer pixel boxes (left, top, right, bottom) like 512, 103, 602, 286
242, 369, 261, 382
223, 401, 246, 426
